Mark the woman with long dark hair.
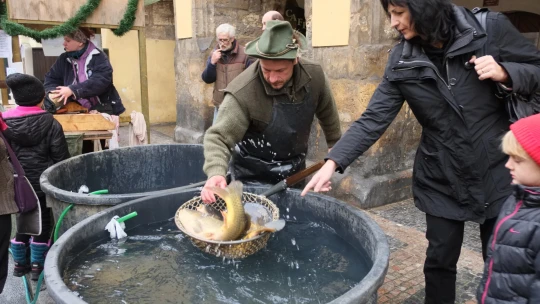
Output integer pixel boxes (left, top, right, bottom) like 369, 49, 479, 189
302, 0, 540, 303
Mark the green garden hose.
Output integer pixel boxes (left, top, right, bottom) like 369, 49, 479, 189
53, 189, 109, 242
10, 189, 141, 303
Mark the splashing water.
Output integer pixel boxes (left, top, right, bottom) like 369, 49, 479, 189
64, 220, 371, 304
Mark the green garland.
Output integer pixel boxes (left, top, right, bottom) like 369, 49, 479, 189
0, 0, 140, 42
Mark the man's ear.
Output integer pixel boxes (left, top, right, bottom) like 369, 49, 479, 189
293, 58, 298, 65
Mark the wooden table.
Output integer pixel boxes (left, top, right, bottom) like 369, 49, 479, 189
65, 130, 112, 141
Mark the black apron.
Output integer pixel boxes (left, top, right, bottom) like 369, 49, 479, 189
231, 85, 316, 184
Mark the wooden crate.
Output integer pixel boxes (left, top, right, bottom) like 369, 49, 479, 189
6, 0, 144, 28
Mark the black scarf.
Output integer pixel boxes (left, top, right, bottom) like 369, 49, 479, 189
66, 42, 89, 59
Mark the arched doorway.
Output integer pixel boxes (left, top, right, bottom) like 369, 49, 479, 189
503, 11, 540, 47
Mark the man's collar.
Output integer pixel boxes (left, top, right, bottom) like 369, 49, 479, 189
229, 40, 239, 54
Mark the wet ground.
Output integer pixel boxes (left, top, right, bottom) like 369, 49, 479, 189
1, 123, 483, 303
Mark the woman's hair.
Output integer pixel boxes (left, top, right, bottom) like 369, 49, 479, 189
379, 0, 455, 45
501, 130, 531, 160
66, 27, 95, 43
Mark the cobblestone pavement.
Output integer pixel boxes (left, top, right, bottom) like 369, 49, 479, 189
118, 122, 177, 146
366, 199, 485, 304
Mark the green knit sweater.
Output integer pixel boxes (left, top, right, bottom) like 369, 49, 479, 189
203, 58, 342, 178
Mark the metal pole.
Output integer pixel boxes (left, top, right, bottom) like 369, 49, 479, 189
138, 29, 150, 143
0, 58, 9, 106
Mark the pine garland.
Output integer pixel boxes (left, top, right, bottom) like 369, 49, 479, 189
0, 0, 140, 42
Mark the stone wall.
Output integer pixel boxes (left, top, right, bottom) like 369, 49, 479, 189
145, 0, 176, 40
174, 0, 288, 142
301, 0, 422, 209
173, 0, 422, 209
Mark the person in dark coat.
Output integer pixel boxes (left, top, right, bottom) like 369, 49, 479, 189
45, 28, 125, 152
477, 113, 540, 303
0, 113, 16, 294
301, 0, 540, 303
44, 27, 125, 116
3, 73, 70, 281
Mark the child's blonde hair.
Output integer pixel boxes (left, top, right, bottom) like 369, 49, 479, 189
501, 130, 531, 160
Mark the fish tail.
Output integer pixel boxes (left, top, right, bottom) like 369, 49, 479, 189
210, 181, 243, 202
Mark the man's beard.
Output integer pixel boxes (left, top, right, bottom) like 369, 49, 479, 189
219, 43, 234, 52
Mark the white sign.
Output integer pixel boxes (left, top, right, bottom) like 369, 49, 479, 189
6, 67, 17, 76
0, 31, 13, 58
42, 34, 103, 57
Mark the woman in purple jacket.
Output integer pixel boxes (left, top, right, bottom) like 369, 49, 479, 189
44, 28, 125, 116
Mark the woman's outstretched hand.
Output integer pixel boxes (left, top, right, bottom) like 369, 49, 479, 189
301, 160, 338, 196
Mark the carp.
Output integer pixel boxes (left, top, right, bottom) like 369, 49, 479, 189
177, 181, 285, 241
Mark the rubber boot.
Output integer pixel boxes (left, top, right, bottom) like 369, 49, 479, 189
10, 239, 30, 277
30, 239, 51, 281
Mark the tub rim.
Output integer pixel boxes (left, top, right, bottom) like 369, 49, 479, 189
39, 144, 205, 206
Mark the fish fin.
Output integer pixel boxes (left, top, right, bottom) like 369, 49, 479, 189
244, 227, 276, 239
244, 214, 252, 232
264, 219, 286, 231
196, 204, 206, 213
221, 210, 228, 228
201, 232, 215, 240
210, 181, 243, 203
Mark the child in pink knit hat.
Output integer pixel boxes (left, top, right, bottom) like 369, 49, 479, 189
478, 113, 540, 303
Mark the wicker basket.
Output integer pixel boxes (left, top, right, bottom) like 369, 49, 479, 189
175, 192, 280, 259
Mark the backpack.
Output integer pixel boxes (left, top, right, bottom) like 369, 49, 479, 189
472, 7, 540, 122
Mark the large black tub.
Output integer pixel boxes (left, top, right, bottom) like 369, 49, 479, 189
45, 186, 389, 304
40, 144, 206, 236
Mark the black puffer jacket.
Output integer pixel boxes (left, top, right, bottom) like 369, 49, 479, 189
4, 113, 70, 196
327, 6, 540, 223
477, 185, 540, 303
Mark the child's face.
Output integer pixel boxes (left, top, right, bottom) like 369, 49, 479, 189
505, 154, 540, 186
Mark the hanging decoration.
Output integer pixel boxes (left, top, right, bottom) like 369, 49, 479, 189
0, 0, 140, 42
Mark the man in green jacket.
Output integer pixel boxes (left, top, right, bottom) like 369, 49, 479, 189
201, 20, 341, 203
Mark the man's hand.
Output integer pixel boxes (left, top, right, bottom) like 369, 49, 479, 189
469, 55, 509, 83
210, 50, 222, 65
201, 175, 227, 203
301, 160, 337, 196
51, 86, 74, 105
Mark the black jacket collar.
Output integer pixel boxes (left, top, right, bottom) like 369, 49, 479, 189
514, 184, 540, 207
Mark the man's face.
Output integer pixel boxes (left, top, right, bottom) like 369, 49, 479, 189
217, 33, 234, 51
260, 58, 297, 90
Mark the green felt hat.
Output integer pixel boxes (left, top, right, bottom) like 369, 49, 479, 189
245, 20, 305, 60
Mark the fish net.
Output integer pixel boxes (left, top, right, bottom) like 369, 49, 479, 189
175, 192, 280, 259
